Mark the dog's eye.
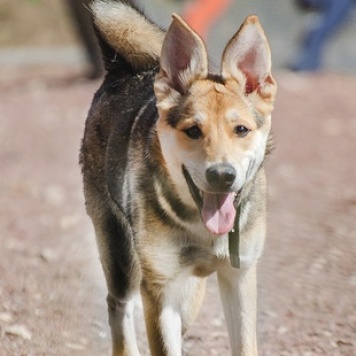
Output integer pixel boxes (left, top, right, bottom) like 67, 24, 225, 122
184, 126, 203, 140
234, 125, 250, 137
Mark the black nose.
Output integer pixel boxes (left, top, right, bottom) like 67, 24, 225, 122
206, 164, 236, 190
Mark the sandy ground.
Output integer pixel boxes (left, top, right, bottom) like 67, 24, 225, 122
0, 66, 355, 355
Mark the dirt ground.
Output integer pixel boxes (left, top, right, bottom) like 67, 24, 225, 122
0, 64, 355, 356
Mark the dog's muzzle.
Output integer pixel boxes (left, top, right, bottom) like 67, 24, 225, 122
182, 165, 242, 235
182, 165, 242, 210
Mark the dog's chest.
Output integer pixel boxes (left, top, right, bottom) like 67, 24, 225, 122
137, 223, 229, 279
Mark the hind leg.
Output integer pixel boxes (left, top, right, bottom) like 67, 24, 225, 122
92, 209, 141, 356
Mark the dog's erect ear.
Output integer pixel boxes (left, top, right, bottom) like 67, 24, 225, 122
154, 14, 208, 110
221, 15, 275, 97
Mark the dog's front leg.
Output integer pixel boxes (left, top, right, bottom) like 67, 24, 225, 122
217, 264, 258, 356
141, 273, 204, 356
141, 279, 183, 356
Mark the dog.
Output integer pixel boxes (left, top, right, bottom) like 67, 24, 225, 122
80, 1, 277, 355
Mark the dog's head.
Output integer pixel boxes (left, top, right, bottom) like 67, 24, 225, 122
154, 15, 277, 235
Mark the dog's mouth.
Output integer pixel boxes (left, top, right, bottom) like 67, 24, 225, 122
182, 166, 241, 236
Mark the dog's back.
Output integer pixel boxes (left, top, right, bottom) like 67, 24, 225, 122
80, 1, 164, 210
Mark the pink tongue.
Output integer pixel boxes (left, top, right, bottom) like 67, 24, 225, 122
201, 192, 236, 235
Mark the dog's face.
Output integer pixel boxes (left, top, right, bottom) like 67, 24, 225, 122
155, 15, 276, 235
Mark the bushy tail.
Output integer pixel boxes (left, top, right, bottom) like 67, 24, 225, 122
91, 0, 165, 72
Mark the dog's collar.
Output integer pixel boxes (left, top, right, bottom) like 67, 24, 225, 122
182, 165, 242, 269
229, 198, 242, 269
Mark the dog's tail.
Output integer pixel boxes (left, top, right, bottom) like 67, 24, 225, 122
91, 0, 165, 73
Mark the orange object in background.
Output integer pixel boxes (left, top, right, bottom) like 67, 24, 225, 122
182, 0, 233, 39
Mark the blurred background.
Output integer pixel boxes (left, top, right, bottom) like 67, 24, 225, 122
1, 0, 355, 355
0, 0, 355, 73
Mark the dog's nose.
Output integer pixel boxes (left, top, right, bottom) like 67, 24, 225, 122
206, 164, 236, 190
